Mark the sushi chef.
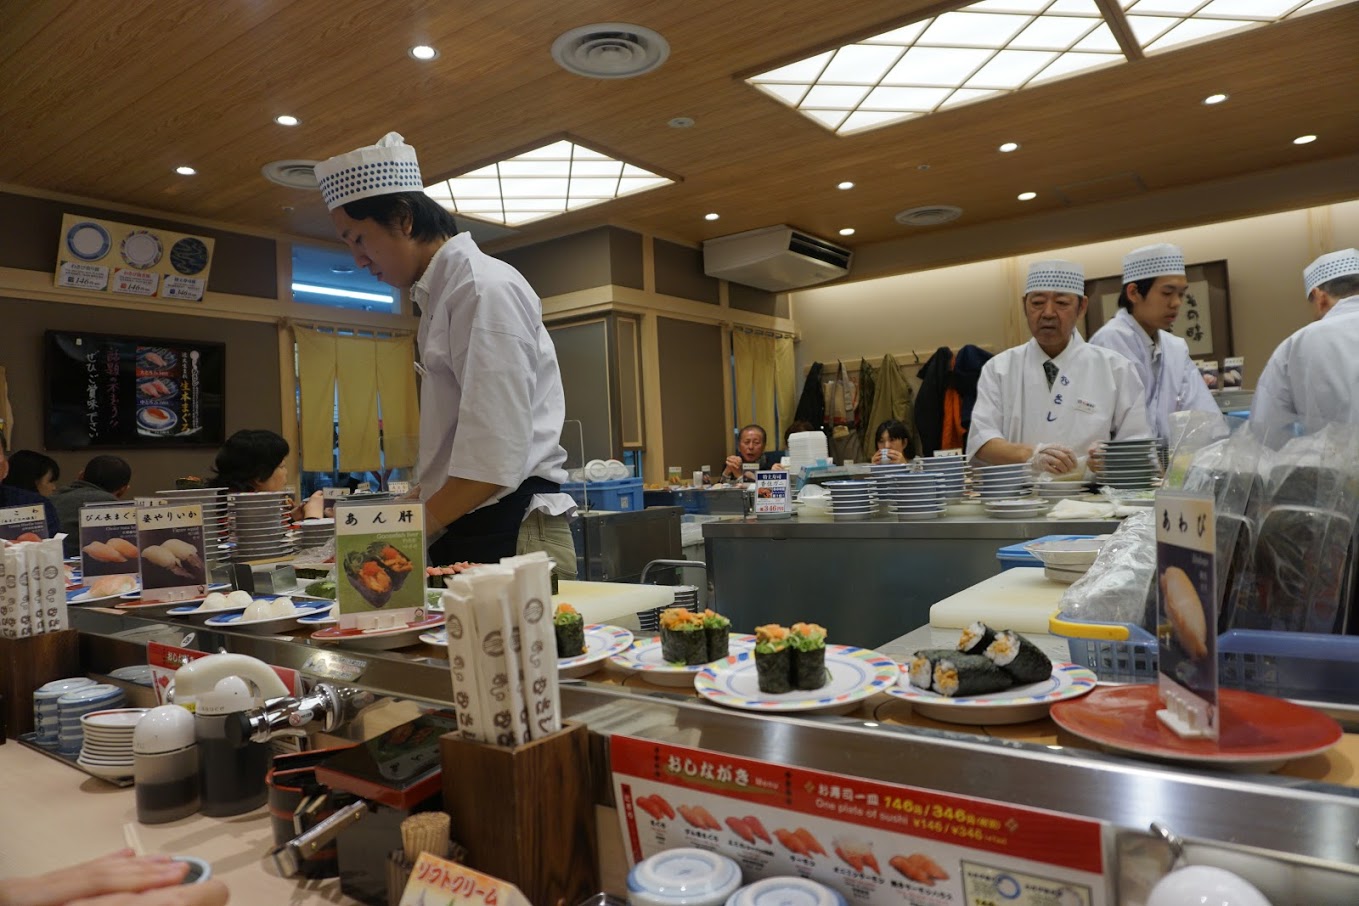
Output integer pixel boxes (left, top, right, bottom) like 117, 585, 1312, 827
314, 133, 577, 577
1251, 248, 1359, 440
1088, 243, 1223, 442
967, 259, 1153, 474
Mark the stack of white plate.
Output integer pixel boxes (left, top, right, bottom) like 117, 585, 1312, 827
155, 488, 228, 562
1034, 480, 1091, 499
787, 430, 830, 473
297, 518, 334, 550
56, 684, 127, 755
1094, 439, 1161, 489
228, 491, 296, 562
78, 708, 146, 780
983, 497, 1052, 519
881, 473, 947, 521
1025, 538, 1104, 584
824, 480, 876, 521
918, 454, 968, 500
971, 463, 1034, 499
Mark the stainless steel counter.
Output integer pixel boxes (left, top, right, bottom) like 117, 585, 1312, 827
703, 513, 1118, 648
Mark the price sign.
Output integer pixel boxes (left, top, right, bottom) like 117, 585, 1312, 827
0, 505, 47, 542
389, 480, 412, 496
399, 853, 529, 906
1155, 489, 1218, 739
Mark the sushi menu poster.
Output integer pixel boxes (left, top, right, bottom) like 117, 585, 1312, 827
136, 503, 208, 604
44, 330, 226, 449
1155, 490, 1219, 737
0, 505, 47, 542
612, 736, 1107, 905
54, 213, 216, 301
79, 503, 140, 579
334, 500, 425, 627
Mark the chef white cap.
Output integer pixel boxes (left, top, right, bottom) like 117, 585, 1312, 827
314, 132, 424, 211
1303, 248, 1359, 294
1025, 260, 1085, 295
1122, 243, 1185, 284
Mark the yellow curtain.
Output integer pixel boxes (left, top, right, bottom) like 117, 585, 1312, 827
773, 337, 796, 445
751, 336, 776, 441
335, 336, 381, 471
732, 331, 757, 430
373, 336, 419, 468
293, 329, 337, 472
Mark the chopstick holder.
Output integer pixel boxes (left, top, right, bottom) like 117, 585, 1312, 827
441, 584, 492, 744
500, 552, 560, 739
457, 568, 527, 747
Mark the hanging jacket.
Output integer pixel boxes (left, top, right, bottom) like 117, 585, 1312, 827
953, 344, 994, 429
794, 361, 825, 429
857, 357, 878, 460
824, 361, 857, 428
914, 347, 954, 456
867, 353, 917, 456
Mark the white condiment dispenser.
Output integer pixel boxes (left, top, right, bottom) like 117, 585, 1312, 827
133, 704, 199, 824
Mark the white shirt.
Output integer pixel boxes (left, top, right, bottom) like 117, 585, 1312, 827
1088, 308, 1223, 442
966, 332, 1153, 461
1251, 295, 1359, 438
411, 234, 574, 519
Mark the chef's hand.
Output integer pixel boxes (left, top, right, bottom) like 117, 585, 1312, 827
0, 850, 226, 906
723, 455, 743, 479
875, 448, 906, 465
1086, 443, 1106, 475
1029, 443, 1077, 475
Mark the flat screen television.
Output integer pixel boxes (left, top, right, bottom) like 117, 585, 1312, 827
44, 330, 226, 449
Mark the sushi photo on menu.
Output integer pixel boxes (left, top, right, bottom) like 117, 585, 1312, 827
1155, 490, 1219, 736
78, 502, 140, 579
334, 499, 426, 627
136, 504, 208, 603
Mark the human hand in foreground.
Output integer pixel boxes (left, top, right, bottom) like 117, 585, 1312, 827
0, 850, 228, 906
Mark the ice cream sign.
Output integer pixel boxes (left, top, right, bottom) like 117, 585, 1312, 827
55, 213, 215, 301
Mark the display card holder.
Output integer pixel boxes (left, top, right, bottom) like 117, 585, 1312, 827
0, 628, 79, 737
1155, 489, 1218, 739
438, 720, 598, 906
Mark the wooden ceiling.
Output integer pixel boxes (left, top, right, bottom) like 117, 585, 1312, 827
3, 0, 1357, 278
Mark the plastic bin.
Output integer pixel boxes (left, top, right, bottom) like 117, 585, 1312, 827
562, 478, 643, 512
996, 535, 1098, 571
1048, 613, 1359, 704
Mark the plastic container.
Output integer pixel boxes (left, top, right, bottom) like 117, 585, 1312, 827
726, 877, 847, 906
563, 478, 644, 512
996, 534, 1097, 571
627, 848, 742, 906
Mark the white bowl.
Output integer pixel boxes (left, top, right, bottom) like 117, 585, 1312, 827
628, 848, 742, 906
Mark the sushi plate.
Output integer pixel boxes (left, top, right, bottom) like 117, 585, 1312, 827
610, 633, 757, 687
885, 662, 1097, 725
68, 581, 141, 605
1049, 684, 1343, 772
695, 645, 899, 714
114, 584, 230, 613
203, 600, 331, 635
557, 624, 635, 678
311, 615, 445, 651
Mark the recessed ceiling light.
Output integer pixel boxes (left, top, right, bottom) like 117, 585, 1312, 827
1202, 93, 1229, 105
998, 141, 1020, 152
839, 228, 856, 236
704, 213, 720, 221
175, 165, 196, 176
1293, 134, 1317, 145
1017, 191, 1037, 200
837, 181, 855, 190
275, 114, 300, 126
408, 45, 438, 61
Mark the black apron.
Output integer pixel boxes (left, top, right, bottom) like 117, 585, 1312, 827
426, 476, 560, 566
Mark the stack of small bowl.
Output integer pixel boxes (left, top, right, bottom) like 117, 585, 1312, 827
884, 473, 946, 521
297, 518, 334, 551
1025, 538, 1105, 584
33, 677, 95, 747
56, 683, 127, 755
824, 480, 876, 522
156, 488, 228, 565
78, 708, 146, 781
1093, 439, 1161, 490
228, 491, 296, 562
971, 463, 1034, 500
917, 454, 968, 500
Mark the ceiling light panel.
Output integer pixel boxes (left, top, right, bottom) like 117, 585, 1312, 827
1120, 0, 1350, 53
747, 0, 1123, 135
425, 140, 673, 227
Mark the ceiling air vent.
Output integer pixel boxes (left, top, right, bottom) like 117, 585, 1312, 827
551, 23, 670, 79
894, 205, 963, 227
262, 160, 319, 190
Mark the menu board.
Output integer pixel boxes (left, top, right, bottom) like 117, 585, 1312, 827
45, 330, 225, 449
136, 503, 208, 604
335, 499, 425, 629
0, 505, 48, 542
54, 213, 215, 301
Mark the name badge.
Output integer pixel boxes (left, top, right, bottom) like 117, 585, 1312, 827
1073, 398, 1098, 415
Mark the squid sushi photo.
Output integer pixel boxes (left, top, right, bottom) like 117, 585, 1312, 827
660, 608, 708, 665
754, 624, 793, 694
956, 621, 996, 655
553, 603, 585, 658
908, 649, 957, 690
789, 622, 829, 690
932, 654, 1013, 697
701, 609, 731, 661
984, 629, 1053, 684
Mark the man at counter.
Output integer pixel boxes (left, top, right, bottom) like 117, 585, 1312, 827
967, 259, 1153, 474
722, 424, 781, 480
1088, 243, 1222, 443
51, 454, 132, 556
314, 133, 577, 577
1251, 248, 1359, 440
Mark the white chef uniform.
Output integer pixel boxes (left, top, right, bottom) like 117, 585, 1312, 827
1252, 248, 1359, 437
966, 332, 1153, 461
1089, 308, 1221, 442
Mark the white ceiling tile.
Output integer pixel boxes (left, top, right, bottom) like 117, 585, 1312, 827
819, 43, 907, 84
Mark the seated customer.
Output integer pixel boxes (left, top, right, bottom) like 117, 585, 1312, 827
3, 449, 60, 497
722, 424, 781, 481
0, 436, 60, 538
212, 429, 323, 518
52, 455, 132, 556
873, 420, 911, 464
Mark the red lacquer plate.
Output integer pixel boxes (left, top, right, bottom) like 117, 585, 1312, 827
1050, 684, 1342, 771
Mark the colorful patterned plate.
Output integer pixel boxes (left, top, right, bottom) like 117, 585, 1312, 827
557, 623, 634, 678
886, 662, 1097, 725
611, 633, 757, 687
695, 644, 898, 713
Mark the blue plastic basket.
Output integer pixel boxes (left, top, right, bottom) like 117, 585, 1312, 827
562, 478, 643, 512
1050, 615, 1359, 703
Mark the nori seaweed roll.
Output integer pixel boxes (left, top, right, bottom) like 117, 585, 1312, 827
984, 629, 1053, 684
701, 609, 731, 661
957, 621, 997, 655
932, 653, 1013, 697
754, 624, 793, 694
660, 608, 708, 665
908, 649, 958, 690
789, 622, 829, 691
553, 604, 585, 658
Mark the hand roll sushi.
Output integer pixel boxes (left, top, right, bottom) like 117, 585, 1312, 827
754, 624, 793, 694
660, 608, 708, 665
701, 609, 730, 661
908, 649, 958, 690
789, 622, 829, 690
553, 603, 585, 658
932, 654, 1013, 697
983, 629, 1053, 684
956, 621, 997, 656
